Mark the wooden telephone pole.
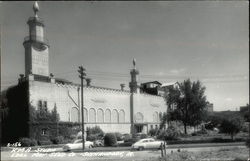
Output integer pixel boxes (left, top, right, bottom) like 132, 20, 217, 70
78, 66, 86, 151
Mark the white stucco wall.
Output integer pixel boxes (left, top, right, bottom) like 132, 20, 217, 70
29, 80, 167, 134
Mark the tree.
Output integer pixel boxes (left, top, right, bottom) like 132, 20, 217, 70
163, 79, 208, 134
219, 117, 243, 140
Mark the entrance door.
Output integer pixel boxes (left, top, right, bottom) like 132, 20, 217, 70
135, 125, 143, 133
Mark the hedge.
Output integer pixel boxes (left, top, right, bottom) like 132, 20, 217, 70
104, 133, 117, 146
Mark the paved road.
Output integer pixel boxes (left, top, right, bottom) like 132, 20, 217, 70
1, 143, 246, 161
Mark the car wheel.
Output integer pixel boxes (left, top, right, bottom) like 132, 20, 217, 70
89, 145, 93, 149
138, 146, 144, 151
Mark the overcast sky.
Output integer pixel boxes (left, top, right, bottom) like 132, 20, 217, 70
0, 1, 249, 111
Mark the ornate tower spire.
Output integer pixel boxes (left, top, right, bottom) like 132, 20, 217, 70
129, 59, 139, 93
133, 58, 136, 69
33, 1, 39, 17
23, 2, 50, 77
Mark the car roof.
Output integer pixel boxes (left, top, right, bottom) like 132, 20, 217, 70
140, 138, 154, 141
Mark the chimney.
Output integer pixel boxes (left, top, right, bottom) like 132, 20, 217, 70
120, 84, 125, 91
86, 78, 91, 87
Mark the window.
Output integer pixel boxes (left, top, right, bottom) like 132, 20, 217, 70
159, 112, 162, 121
89, 108, 96, 123
71, 107, 79, 122
119, 110, 125, 123
135, 112, 143, 123
97, 109, 104, 123
38, 100, 42, 109
43, 101, 47, 109
153, 112, 158, 122
112, 109, 119, 123
105, 109, 111, 123
84, 108, 88, 122
41, 129, 47, 135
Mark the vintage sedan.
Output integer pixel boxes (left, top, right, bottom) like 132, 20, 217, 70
63, 139, 94, 151
131, 138, 165, 151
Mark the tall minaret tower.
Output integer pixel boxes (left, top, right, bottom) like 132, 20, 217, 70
129, 58, 140, 135
129, 58, 139, 93
23, 2, 49, 77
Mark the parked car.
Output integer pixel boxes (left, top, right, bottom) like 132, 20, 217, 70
131, 138, 165, 151
63, 139, 94, 151
93, 140, 104, 147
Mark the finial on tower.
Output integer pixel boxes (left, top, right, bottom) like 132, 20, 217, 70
133, 58, 136, 69
33, 1, 39, 17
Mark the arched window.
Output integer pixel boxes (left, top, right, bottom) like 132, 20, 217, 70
71, 107, 79, 122
135, 112, 143, 123
153, 112, 158, 123
84, 108, 88, 123
119, 110, 125, 123
112, 109, 119, 123
105, 109, 111, 123
89, 108, 96, 123
97, 109, 104, 123
159, 112, 163, 121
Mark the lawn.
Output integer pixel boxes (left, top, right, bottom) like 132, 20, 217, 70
144, 146, 249, 161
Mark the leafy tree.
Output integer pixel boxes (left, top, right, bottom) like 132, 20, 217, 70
219, 117, 243, 140
163, 79, 208, 134
51, 105, 60, 122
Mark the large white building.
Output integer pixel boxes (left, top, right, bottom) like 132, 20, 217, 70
2, 2, 168, 142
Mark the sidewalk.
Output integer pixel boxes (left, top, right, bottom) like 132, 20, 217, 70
1, 142, 245, 152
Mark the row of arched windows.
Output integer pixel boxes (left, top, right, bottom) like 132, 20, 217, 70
72, 107, 163, 123
153, 111, 163, 123
71, 107, 125, 123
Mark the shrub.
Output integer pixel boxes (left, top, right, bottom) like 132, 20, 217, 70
140, 133, 148, 139
219, 117, 244, 140
123, 134, 132, 142
104, 133, 117, 146
158, 126, 180, 141
86, 126, 104, 141
196, 129, 208, 135
148, 128, 158, 136
114, 132, 123, 141
19, 138, 37, 147
51, 136, 64, 144
38, 140, 52, 145
86, 134, 98, 141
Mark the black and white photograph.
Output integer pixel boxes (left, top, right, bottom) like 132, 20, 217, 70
0, 1, 249, 161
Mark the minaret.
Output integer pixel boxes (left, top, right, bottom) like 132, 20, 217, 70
129, 58, 139, 93
129, 58, 139, 135
23, 2, 49, 77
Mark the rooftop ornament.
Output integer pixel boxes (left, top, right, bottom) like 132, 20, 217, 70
33, 1, 39, 17
133, 58, 136, 69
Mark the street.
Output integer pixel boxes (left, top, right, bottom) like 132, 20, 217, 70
1, 143, 246, 161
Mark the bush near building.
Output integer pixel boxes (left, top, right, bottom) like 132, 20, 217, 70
114, 132, 123, 141
104, 133, 117, 146
19, 138, 37, 147
86, 126, 104, 141
157, 125, 181, 141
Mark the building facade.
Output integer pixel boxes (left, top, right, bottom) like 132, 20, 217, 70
1, 2, 168, 142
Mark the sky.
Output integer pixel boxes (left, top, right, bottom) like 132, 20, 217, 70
0, 1, 249, 111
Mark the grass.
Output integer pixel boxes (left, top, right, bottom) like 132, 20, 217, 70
156, 147, 249, 161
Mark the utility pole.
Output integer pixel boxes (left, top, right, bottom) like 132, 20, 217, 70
78, 66, 86, 151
